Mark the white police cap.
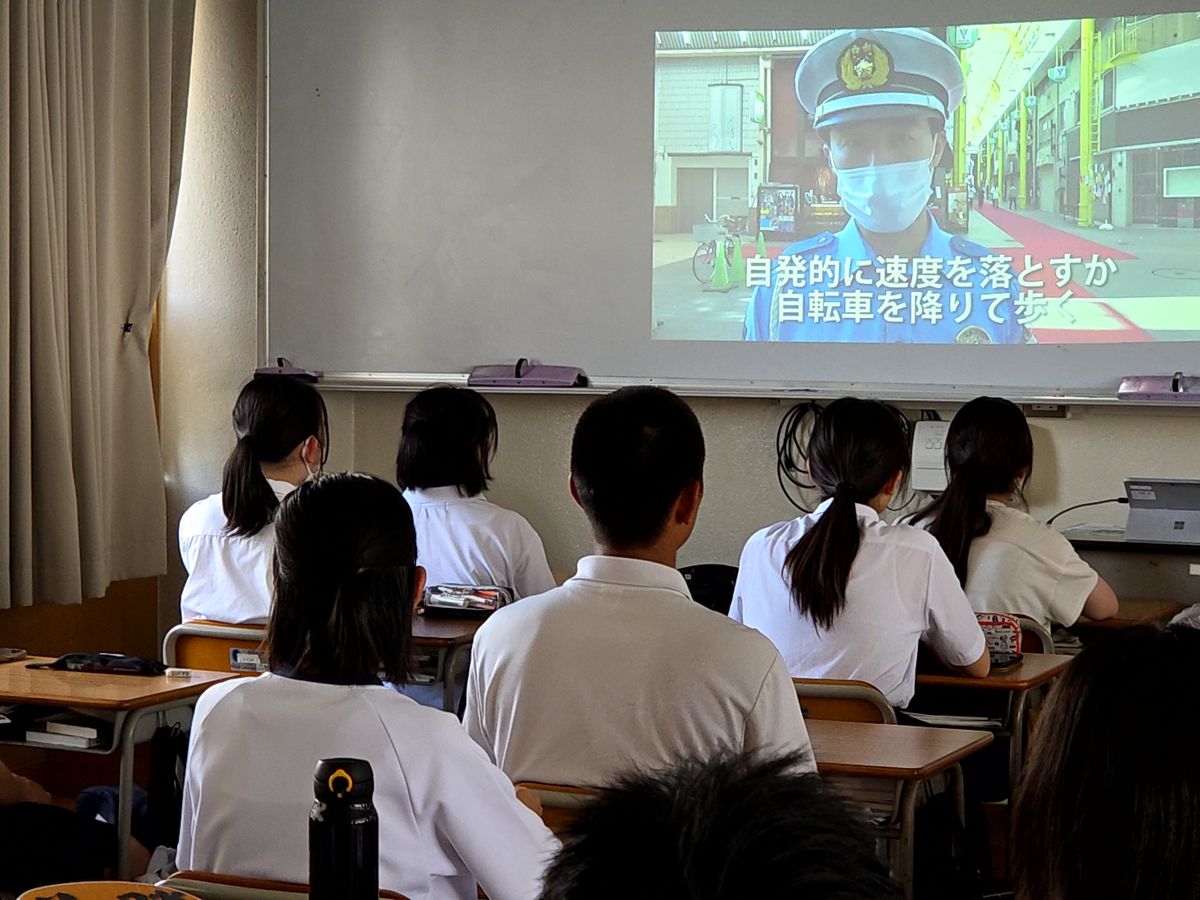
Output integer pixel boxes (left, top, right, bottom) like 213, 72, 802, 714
795, 28, 964, 129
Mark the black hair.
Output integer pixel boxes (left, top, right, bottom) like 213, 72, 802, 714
267, 473, 417, 685
911, 397, 1032, 585
395, 386, 498, 498
570, 387, 705, 549
785, 398, 910, 630
1012, 625, 1200, 900
539, 752, 901, 900
221, 376, 329, 537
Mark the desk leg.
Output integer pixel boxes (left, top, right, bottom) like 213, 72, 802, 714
1008, 689, 1030, 792
896, 781, 920, 900
115, 708, 143, 880
949, 763, 966, 827
442, 645, 469, 713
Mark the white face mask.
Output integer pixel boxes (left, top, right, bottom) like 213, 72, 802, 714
302, 436, 324, 483
831, 148, 936, 234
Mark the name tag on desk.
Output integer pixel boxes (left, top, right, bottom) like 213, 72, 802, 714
229, 648, 269, 673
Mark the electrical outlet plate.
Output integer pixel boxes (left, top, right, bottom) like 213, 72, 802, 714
911, 421, 949, 493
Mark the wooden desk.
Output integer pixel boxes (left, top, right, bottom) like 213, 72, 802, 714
1073, 596, 1184, 630
411, 616, 483, 711
915, 653, 1071, 790
411, 616, 483, 645
0, 660, 232, 709
0, 658, 235, 879
809, 719, 993, 779
808, 720, 992, 899
916, 652, 1071, 692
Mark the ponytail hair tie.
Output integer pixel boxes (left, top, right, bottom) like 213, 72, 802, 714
835, 481, 856, 497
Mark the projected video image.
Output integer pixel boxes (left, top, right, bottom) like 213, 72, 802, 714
651, 16, 1200, 343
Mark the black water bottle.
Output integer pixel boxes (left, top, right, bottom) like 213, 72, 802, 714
310, 757, 379, 899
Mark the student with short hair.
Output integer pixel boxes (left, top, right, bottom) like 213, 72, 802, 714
731, 398, 988, 708
910, 396, 1118, 631
178, 375, 328, 623
1012, 625, 1200, 900
397, 386, 554, 600
465, 386, 814, 785
539, 753, 901, 900
178, 474, 557, 900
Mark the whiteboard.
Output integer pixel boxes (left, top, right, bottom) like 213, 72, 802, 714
264, 0, 1198, 398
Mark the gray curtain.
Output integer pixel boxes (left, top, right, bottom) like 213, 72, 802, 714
1, 0, 195, 607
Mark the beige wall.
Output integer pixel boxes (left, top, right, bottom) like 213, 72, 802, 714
337, 393, 1200, 577
158, 1, 1200, 634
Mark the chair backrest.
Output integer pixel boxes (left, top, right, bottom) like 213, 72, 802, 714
793, 678, 897, 724
18, 883, 201, 900
162, 621, 268, 673
1012, 614, 1055, 655
162, 871, 406, 899
679, 564, 738, 615
515, 781, 600, 837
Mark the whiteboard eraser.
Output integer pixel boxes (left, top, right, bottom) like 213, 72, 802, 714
468, 358, 587, 388
165, 667, 192, 679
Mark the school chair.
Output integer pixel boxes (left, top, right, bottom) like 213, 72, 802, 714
1012, 615, 1054, 655
17, 883, 200, 900
679, 564, 737, 615
513, 781, 599, 837
793, 679, 951, 895
161, 621, 268, 674
160, 871, 407, 899
792, 678, 898, 724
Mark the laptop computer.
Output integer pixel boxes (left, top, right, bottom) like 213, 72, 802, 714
1123, 478, 1200, 545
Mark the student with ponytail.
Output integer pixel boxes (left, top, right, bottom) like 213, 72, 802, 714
178, 375, 329, 623
731, 398, 988, 708
911, 396, 1117, 630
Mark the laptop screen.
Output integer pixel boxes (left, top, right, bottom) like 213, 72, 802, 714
1124, 479, 1200, 544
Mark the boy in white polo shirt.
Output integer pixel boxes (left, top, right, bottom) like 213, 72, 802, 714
464, 387, 814, 786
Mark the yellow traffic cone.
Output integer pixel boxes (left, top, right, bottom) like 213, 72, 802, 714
729, 236, 746, 287
756, 231, 767, 257
707, 240, 731, 292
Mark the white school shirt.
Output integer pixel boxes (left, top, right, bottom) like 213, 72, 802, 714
731, 500, 986, 708
178, 674, 557, 900
403, 487, 555, 599
464, 555, 815, 786
178, 479, 296, 624
959, 500, 1099, 631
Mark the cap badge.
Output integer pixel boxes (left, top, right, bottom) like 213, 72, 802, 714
955, 325, 994, 344
838, 40, 891, 91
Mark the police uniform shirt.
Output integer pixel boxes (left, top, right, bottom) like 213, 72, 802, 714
958, 500, 1100, 631
731, 500, 986, 708
464, 555, 815, 785
178, 674, 557, 900
743, 215, 1025, 344
178, 478, 296, 624
403, 487, 555, 599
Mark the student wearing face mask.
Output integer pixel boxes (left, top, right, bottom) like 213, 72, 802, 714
744, 28, 1027, 345
178, 375, 329, 624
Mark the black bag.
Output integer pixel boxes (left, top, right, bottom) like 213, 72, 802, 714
680, 564, 738, 616
26, 652, 166, 676
147, 722, 189, 848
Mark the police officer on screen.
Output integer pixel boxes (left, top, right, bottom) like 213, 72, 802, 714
744, 28, 1027, 343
